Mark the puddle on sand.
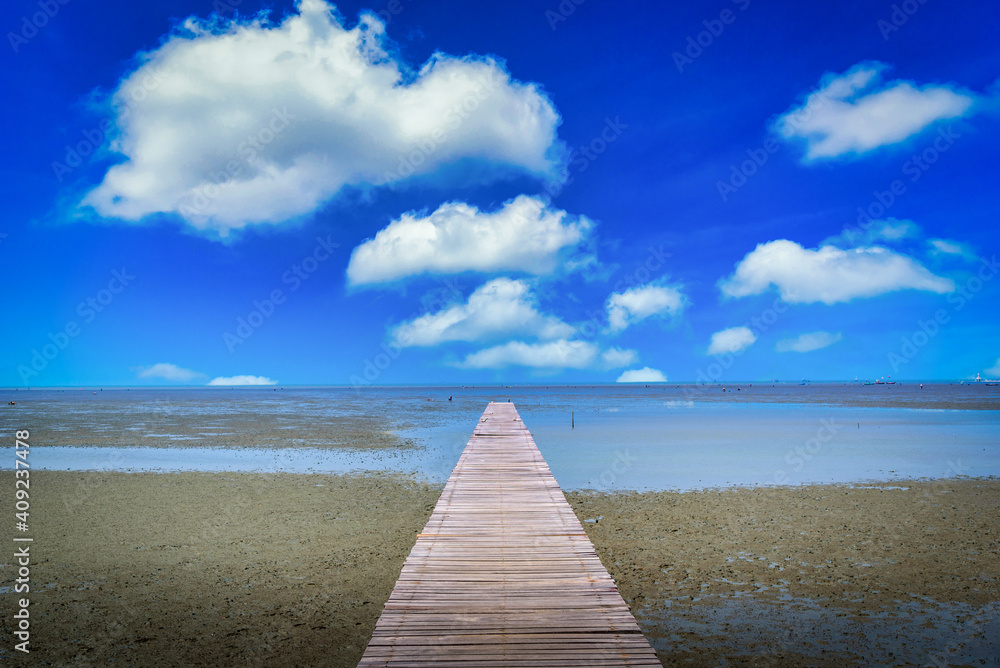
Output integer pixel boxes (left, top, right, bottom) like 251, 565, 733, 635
637, 595, 1000, 666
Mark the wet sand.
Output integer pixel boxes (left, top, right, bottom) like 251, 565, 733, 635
2, 471, 997, 666
0, 471, 439, 667
568, 478, 1000, 666
8, 390, 425, 449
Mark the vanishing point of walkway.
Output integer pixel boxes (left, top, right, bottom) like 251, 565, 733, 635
359, 401, 660, 666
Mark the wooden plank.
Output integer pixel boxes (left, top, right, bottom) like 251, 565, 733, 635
358, 402, 660, 667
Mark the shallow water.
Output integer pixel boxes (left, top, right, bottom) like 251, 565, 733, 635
525, 402, 999, 491
3, 384, 998, 491
402, 392, 1000, 490
640, 595, 1000, 666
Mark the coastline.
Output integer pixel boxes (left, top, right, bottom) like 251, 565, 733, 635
2, 471, 997, 666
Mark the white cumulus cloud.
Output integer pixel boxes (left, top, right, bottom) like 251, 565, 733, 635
776, 331, 843, 353
391, 278, 573, 347
208, 375, 277, 386
707, 327, 757, 355
347, 196, 591, 284
616, 367, 667, 383
719, 239, 954, 304
133, 363, 205, 383
775, 61, 974, 160
986, 358, 1000, 377
83, 0, 562, 236
460, 340, 635, 370
606, 282, 686, 333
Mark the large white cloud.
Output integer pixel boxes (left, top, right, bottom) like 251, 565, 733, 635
134, 363, 204, 383
719, 240, 954, 304
986, 358, 1000, 377
606, 282, 686, 333
616, 367, 667, 383
775, 61, 974, 160
707, 327, 757, 355
82, 0, 562, 235
391, 278, 572, 347
461, 340, 635, 370
776, 331, 843, 353
347, 196, 591, 284
208, 375, 276, 386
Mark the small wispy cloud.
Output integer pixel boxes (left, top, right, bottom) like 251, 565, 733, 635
133, 363, 205, 383
207, 375, 277, 386
776, 331, 843, 353
823, 218, 921, 248
928, 238, 976, 261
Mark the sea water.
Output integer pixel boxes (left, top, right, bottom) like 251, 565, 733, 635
3, 383, 998, 491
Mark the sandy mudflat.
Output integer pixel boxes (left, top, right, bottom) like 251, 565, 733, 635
568, 478, 1000, 666
2, 472, 998, 667
18, 397, 419, 450
0, 471, 439, 667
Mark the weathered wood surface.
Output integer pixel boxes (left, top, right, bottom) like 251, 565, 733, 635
358, 401, 660, 666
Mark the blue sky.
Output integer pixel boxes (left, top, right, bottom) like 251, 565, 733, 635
2, 0, 999, 386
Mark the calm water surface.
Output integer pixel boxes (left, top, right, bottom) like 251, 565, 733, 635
3, 383, 997, 491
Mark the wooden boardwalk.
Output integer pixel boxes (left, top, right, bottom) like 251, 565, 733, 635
359, 401, 660, 666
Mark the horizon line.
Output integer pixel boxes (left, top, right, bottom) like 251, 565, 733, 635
3, 379, 993, 391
